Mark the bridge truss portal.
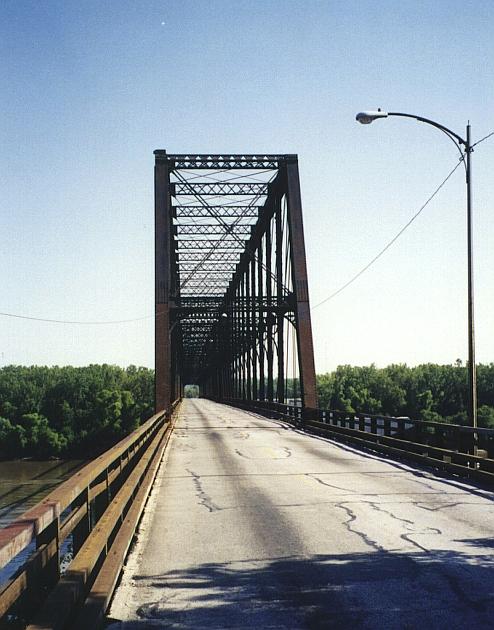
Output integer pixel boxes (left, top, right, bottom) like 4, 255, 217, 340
155, 152, 317, 412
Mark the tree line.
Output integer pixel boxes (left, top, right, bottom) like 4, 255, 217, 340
1, 362, 493, 459
316, 362, 494, 427
0, 365, 154, 459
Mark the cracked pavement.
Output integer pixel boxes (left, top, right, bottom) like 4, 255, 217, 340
108, 399, 494, 629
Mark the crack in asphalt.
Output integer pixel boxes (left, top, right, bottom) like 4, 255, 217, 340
233, 431, 250, 440
234, 447, 292, 460
367, 501, 442, 552
186, 468, 222, 513
334, 502, 386, 552
413, 501, 465, 512
305, 474, 355, 493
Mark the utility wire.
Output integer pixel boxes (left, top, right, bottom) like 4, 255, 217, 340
472, 130, 494, 148
0, 311, 155, 325
4, 141, 489, 326
311, 158, 465, 311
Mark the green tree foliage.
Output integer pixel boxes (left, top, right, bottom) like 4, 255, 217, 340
0, 365, 154, 459
316, 363, 494, 428
184, 385, 200, 398
1, 362, 493, 458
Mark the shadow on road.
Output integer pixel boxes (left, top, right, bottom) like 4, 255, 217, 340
106, 545, 494, 629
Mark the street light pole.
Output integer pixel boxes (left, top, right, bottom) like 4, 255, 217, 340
356, 110, 477, 430
465, 123, 477, 430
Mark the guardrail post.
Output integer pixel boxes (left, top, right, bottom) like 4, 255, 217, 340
73, 488, 91, 556
384, 418, 391, 437
36, 517, 60, 599
397, 417, 404, 439
93, 470, 110, 524
414, 421, 422, 444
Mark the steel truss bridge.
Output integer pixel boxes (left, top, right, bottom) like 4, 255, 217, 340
1, 153, 494, 629
154, 152, 317, 411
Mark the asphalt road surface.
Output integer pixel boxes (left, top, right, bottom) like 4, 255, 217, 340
107, 398, 494, 629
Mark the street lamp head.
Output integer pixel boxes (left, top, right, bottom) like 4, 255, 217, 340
356, 110, 389, 124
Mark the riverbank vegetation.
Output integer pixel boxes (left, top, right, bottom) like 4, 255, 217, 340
1, 362, 493, 458
316, 363, 494, 427
0, 365, 154, 459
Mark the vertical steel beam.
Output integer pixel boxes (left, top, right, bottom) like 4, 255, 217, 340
266, 225, 274, 401
251, 255, 258, 399
285, 157, 318, 408
258, 240, 265, 400
275, 197, 285, 403
245, 268, 252, 400
233, 290, 238, 398
237, 295, 240, 399
154, 151, 172, 412
241, 277, 246, 399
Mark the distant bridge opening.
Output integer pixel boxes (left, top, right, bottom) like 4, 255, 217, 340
154, 153, 317, 413
184, 384, 200, 398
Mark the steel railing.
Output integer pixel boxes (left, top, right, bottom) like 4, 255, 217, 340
0, 400, 180, 629
217, 398, 494, 484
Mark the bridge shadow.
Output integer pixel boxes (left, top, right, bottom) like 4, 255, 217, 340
455, 537, 494, 548
106, 545, 494, 629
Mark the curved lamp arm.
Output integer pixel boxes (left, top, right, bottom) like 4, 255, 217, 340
356, 110, 466, 146
387, 112, 466, 146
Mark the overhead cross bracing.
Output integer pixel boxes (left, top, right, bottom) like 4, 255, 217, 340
154, 152, 317, 413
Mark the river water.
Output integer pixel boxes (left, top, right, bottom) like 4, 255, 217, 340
0, 459, 84, 589
0, 459, 84, 530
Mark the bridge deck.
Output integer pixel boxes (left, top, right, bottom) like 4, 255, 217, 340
108, 399, 494, 628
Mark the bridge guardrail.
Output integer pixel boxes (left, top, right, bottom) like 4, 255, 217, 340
0, 399, 180, 629
218, 398, 494, 485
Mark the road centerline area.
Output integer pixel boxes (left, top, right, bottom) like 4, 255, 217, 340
108, 399, 494, 629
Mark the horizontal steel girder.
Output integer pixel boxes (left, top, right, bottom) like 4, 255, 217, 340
172, 182, 268, 196
156, 153, 288, 169
176, 225, 253, 235
177, 241, 246, 251
177, 252, 240, 262
178, 263, 237, 271
174, 205, 260, 217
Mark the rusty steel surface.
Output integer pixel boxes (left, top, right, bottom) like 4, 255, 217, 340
25, 416, 175, 630
0, 412, 164, 573
285, 158, 318, 408
154, 152, 318, 410
72, 413, 176, 630
0, 411, 168, 626
154, 156, 172, 412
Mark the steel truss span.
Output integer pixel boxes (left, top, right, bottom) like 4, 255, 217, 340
154, 151, 317, 411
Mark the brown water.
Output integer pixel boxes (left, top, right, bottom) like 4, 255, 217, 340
0, 459, 84, 529
0, 459, 85, 593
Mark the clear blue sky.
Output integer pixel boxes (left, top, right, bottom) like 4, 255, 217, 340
1, 0, 493, 373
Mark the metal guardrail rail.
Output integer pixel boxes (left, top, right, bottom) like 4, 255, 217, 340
0, 401, 180, 629
219, 399, 494, 485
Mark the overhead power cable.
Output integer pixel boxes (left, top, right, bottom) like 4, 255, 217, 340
472, 129, 494, 148
0, 311, 155, 325
4, 137, 490, 327
311, 157, 465, 310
